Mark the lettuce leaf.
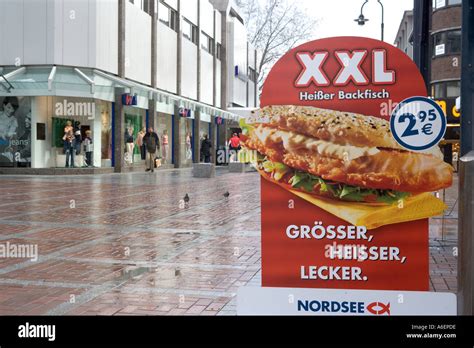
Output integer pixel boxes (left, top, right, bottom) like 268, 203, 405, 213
239, 118, 255, 136
260, 157, 409, 205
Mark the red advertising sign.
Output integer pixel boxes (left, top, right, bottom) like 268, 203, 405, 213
242, 37, 453, 291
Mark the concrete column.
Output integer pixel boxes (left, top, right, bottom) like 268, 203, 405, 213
213, 10, 217, 107
118, 0, 126, 78
211, 117, 217, 164
220, 11, 228, 110
193, 113, 201, 162
151, 0, 157, 88
197, 0, 202, 102
173, 105, 181, 168
177, 0, 182, 95
148, 0, 158, 133
148, 99, 156, 131
114, 0, 126, 173
114, 89, 126, 173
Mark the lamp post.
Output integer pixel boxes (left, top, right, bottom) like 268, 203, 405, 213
377, 0, 384, 42
354, 0, 385, 41
354, 0, 369, 26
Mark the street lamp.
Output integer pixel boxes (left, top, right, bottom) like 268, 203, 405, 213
378, 0, 385, 42
354, 0, 385, 41
354, 0, 369, 25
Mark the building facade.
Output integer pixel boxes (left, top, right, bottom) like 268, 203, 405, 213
396, 0, 462, 167
430, 0, 462, 166
0, 0, 259, 172
394, 10, 414, 59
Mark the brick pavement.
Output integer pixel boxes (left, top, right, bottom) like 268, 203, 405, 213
0, 169, 459, 315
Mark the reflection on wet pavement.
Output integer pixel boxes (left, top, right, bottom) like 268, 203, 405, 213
0, 169, 260, 315
0, 169, 458, 315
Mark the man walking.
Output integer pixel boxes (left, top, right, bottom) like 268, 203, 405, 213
143, 127, 160, 172
200, 134, 212, 163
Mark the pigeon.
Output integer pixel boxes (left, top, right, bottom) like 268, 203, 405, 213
223, 191, 230, 200
183, 194, 190, 208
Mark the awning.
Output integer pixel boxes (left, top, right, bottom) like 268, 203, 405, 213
0, 65, 241, 121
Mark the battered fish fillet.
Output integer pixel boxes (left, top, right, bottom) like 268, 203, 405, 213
246, 133, 452, 193
243, 105, 453, 196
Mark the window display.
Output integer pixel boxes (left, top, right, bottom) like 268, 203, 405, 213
124, 111, 145, 165
179, 117, 193, 165
0, 96, 31, 167
156, 112, 173, 164
100, 102, 112, 167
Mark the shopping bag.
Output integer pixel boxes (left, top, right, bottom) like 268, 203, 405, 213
154, 157, 162, 168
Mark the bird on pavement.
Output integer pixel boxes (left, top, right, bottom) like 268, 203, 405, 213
183, 193, 190, 208
223, 191, 230, 200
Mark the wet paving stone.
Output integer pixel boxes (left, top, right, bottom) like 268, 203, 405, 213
0, 169, 459, 315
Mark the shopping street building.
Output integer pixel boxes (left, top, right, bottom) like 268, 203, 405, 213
0, 0, 259, 173
394, 0, 462, 169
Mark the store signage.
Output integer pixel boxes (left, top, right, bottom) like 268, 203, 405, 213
247, 37, 452, 293
178, 107, 193, 118
435, 98, 461, 123
435, 44, 445, 56
215, 116, 224, 125
237, 287, 457, 316
122, 93, 138, 106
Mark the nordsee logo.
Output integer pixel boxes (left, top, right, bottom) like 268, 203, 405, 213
18, 322, 55, 341
297, 299, 390, 315
55, 99, 95, 120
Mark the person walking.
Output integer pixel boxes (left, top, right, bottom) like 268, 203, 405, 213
63, 121, 75, 168
83, 130, 93, 167
228, 133, 241, 162
200, 134, 212, 163
143, 127, 160, 172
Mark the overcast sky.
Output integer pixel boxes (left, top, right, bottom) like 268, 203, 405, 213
298, 0, 414, 44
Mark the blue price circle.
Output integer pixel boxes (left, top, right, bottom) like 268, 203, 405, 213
390, 96, 446, 151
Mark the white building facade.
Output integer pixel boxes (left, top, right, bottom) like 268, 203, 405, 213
0, 0, 258, 172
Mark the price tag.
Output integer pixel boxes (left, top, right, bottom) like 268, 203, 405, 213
390, 96, 446, 151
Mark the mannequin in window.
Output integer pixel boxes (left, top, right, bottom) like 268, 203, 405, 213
63, 120, 75, 168
137, 127, 146, 161
162, 129, 169, 164
185, 132, 192, 160
125, 127, 135, 164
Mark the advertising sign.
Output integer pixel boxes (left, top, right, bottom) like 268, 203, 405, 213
237, 287, 457, 316
240, 37, 453, 291
0, 96, 31, 167
435, 44, 446, 56
435, 98, 461, 123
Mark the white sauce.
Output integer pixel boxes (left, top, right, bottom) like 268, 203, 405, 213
254, 126, 380, 161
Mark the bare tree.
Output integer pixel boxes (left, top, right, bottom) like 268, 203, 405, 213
235, 0, 319, 91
